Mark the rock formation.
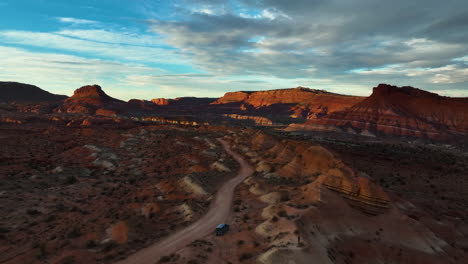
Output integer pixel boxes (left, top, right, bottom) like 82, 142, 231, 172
212, 86, 364, 119
151, 98, 170, 105
249, 131, 391, 214
127, 99, 158, 110
288, 84, 468, 138
223, 114, 273, 126
56, 85, 123, 114
66, 85, 121, 104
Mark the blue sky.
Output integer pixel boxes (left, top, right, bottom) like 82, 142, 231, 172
0, 0, 467, 100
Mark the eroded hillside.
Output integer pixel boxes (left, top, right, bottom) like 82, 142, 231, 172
0, 121, 239, 264
155, 130, 467, 264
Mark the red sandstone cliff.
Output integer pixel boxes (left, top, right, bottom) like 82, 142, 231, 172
212, 87, 364, 119
288, 84, 468, 138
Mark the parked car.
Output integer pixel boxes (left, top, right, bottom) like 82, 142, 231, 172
215, 224, 230, 236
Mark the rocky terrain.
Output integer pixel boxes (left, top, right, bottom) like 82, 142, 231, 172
124, 130, 466, 264
0, 81, 467, 264
0, 119, 241, 264
3, 82, 468, 140
212, 87, 364, 121
287, 84, 468, 139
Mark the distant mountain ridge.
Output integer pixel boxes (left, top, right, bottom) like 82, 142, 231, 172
0, 82, 67, 103
3, 81, 467, 139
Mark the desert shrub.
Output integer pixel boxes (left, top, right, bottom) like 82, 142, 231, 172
45, 215, 55, 222
159, 256, 171, 263
237, 240, 245, 246
242, 214, 250, 221
280, 192, 290, 202
159, 253, 178, 263
61, 256, 76, 264
27, 209, 41, 216
271, 216, 279, 222
67, 227, 81, 238
239, 253, 253, 261
86, 240, 97, 248
35, 243, 47, 259
102, 241, 117, 252
64, 175, 78, 185
277, 210, 287, 217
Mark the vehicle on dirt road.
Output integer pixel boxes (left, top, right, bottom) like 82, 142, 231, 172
215, 224, 230, 236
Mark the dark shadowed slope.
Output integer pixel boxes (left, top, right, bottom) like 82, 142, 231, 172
0, 82, 67, 103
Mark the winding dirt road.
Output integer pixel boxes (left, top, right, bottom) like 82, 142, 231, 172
115, 138, 254, 264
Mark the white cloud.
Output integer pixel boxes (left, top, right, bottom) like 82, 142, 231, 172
453, 55, 468, 63
352, 63, 468, 84
0, 46, 163, 99
119, 73, 310, 98
0, 30, 186, 64
57, 17, 97, 25
193, 8, 214, 15
430, 89, 468, 97
239, 9, 290, 20
0, 46, 314, 100
56, 29, 164, 46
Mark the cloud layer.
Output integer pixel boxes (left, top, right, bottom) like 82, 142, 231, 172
150, 1, 468, 83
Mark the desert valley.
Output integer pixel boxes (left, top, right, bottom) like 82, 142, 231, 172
0, 82, 467, 264
3, 0, 468, 263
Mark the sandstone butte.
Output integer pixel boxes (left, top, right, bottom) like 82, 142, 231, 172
65, 85, 122, 105
288, 84, 468, 138
211, 86, 364, 118
56, 85, 124, 114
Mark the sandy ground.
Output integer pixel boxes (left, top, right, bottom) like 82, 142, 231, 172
115, 138, 254, 264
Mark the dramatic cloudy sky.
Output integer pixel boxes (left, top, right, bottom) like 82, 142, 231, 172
0, 0, 467, 99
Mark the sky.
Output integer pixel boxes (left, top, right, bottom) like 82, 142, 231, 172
0, 0, 467, 100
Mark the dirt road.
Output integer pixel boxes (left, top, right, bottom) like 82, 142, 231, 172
115, 138, 254, 264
